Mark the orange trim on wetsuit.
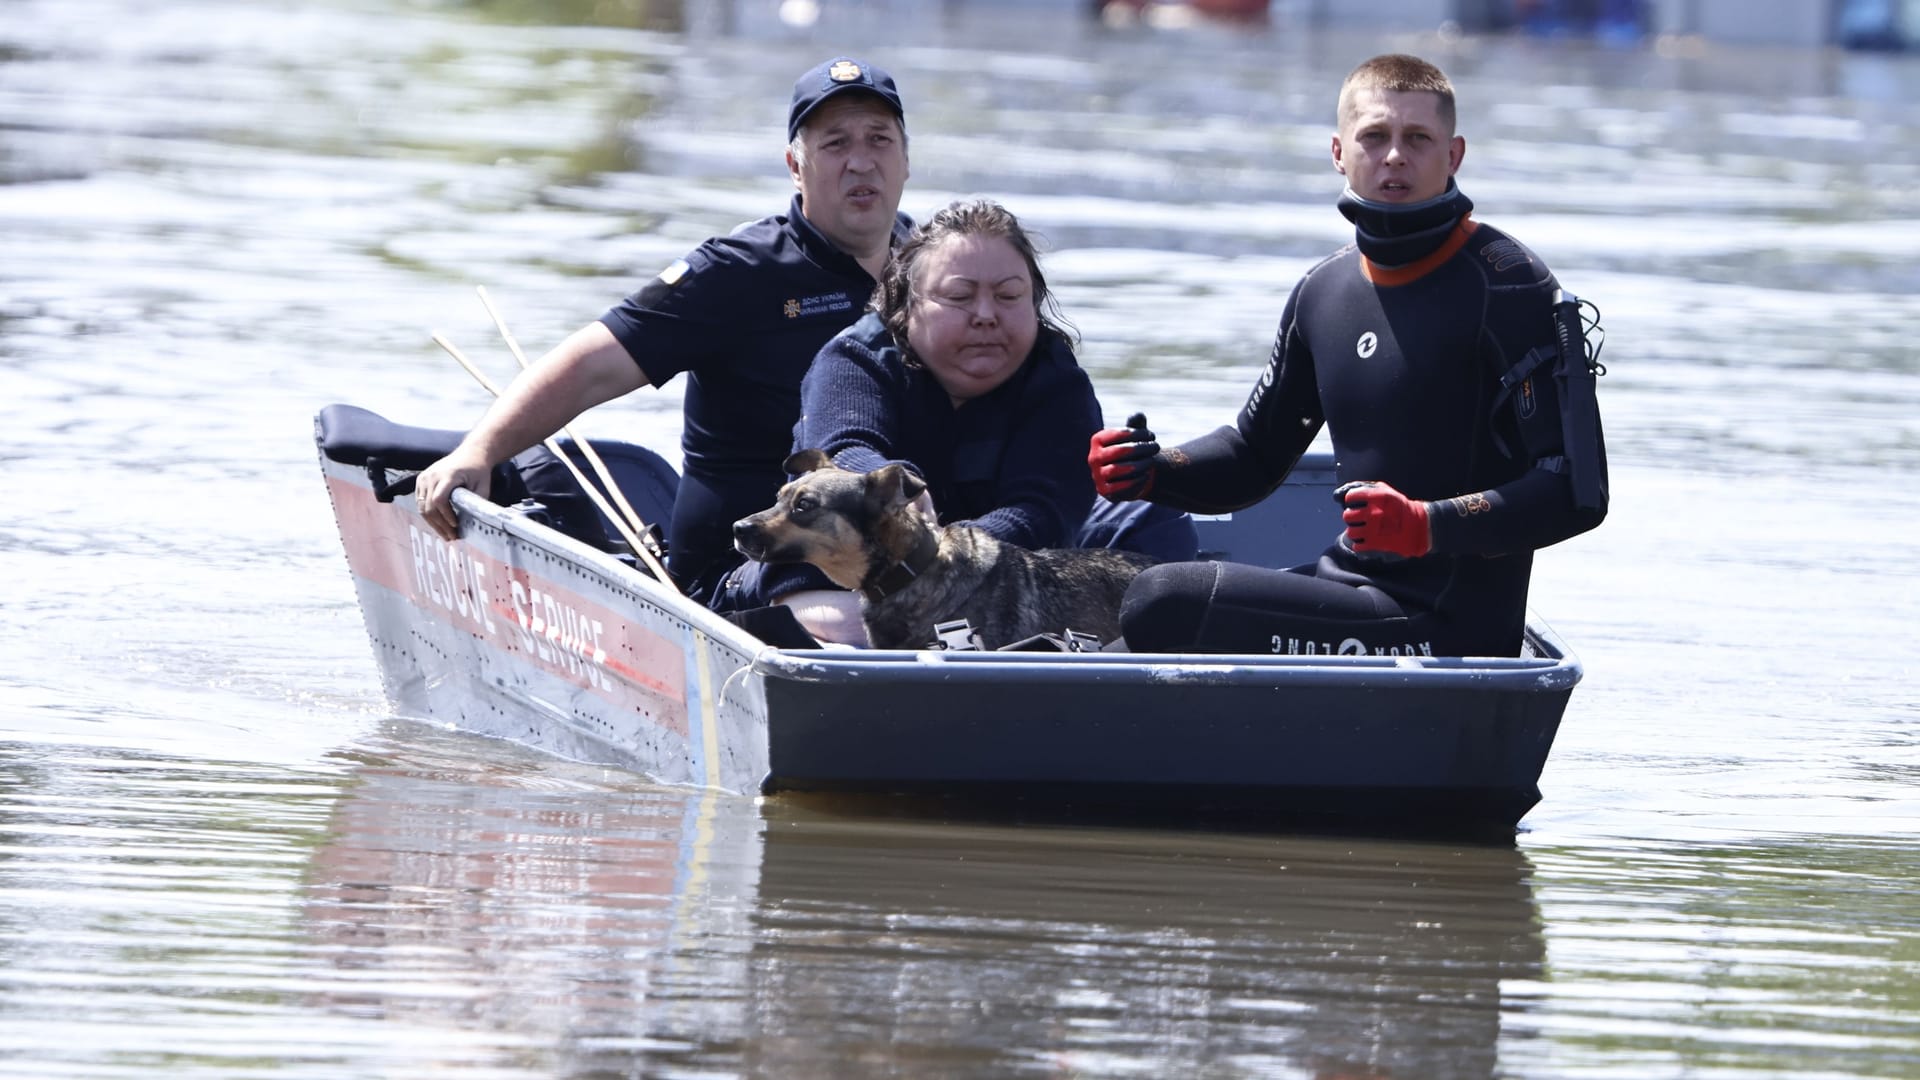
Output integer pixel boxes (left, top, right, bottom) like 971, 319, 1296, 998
1360, 215, 1479, 286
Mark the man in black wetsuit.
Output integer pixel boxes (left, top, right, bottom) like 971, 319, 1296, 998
1088, 54, 1607, 658
415, 57, 912, 611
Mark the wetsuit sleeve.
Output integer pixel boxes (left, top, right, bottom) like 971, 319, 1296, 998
1426, 289, 1608, 555
1146, 279, 1326, 515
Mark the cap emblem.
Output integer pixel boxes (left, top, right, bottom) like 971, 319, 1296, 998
828, 60, 863, 83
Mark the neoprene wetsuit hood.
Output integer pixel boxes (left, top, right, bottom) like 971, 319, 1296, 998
1338, 180, 1474, 268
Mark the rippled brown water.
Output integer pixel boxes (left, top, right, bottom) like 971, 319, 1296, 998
3, 1, 1919, 1076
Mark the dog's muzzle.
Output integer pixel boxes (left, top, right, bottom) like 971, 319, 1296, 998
732, 517, 769, 561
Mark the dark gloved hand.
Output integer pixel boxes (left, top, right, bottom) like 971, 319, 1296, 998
1088, 412, 1159, 501
1336, 481, 1432, 558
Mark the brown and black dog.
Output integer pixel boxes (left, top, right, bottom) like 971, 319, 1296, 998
732, 450, 1155, 650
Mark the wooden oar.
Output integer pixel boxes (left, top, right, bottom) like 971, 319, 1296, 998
474, 286, 654, 548
432, 331, 680, 595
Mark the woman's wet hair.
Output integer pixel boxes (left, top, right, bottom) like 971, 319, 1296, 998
875, 197, 1074, 366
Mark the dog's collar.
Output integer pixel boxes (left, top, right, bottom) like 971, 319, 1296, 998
860, 529, 940, 603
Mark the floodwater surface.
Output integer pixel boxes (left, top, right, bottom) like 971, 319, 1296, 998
2, 1, 1918, 1077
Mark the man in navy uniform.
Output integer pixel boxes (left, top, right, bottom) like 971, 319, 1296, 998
1089, 54, 1607, 657
417, 57, 912, 611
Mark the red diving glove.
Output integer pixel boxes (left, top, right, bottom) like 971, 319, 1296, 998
1088, 412, 1160, 501
1336, 481, 1432, 558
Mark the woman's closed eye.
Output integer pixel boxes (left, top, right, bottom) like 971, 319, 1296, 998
930, 285, 1026, 308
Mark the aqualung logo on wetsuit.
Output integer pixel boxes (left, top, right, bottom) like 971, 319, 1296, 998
1271, 635, 1434, 657
1245, 354, 1278, 416
1480, 238, 1531, 272
1356, 331, 1378, 358
1446, 492, 1493, 517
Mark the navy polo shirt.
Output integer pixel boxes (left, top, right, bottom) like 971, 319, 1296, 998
599, 195, 910, 595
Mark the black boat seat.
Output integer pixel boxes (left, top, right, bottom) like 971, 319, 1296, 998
315, 403, 465, 471
314, 403, 679, 554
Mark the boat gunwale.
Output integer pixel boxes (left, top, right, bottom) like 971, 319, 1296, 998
753, 644, 1581, 692
444, 472, 1582, 697
446, 484, 770, 658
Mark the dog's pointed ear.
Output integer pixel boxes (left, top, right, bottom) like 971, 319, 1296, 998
867, 463, 926, 509
785, 449, 834, 475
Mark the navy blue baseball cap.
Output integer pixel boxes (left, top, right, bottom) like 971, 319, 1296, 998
787, 57, 904, 142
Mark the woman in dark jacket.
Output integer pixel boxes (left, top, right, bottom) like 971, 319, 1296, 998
748, 198, 1191, 645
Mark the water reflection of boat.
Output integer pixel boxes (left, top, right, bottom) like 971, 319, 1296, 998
751, 801, 1546, 1079
303, 750, 1544, 1078
304, 735, 766, 1069
315, 403, 1582, 835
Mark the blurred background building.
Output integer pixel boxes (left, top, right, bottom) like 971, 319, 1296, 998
1094, 0, 1917, 49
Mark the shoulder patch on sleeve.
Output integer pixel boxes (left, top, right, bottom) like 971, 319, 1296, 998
1478, 237, 1533, 273
632, 252, 704, 309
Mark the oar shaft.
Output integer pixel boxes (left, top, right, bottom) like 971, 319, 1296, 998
431, 332, 680, 595
477, 286, 653, 545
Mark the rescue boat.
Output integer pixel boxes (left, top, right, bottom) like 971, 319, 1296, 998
315, 403, 1581, 836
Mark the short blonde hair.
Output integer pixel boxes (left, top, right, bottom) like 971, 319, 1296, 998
1337, 54, 1457, 134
